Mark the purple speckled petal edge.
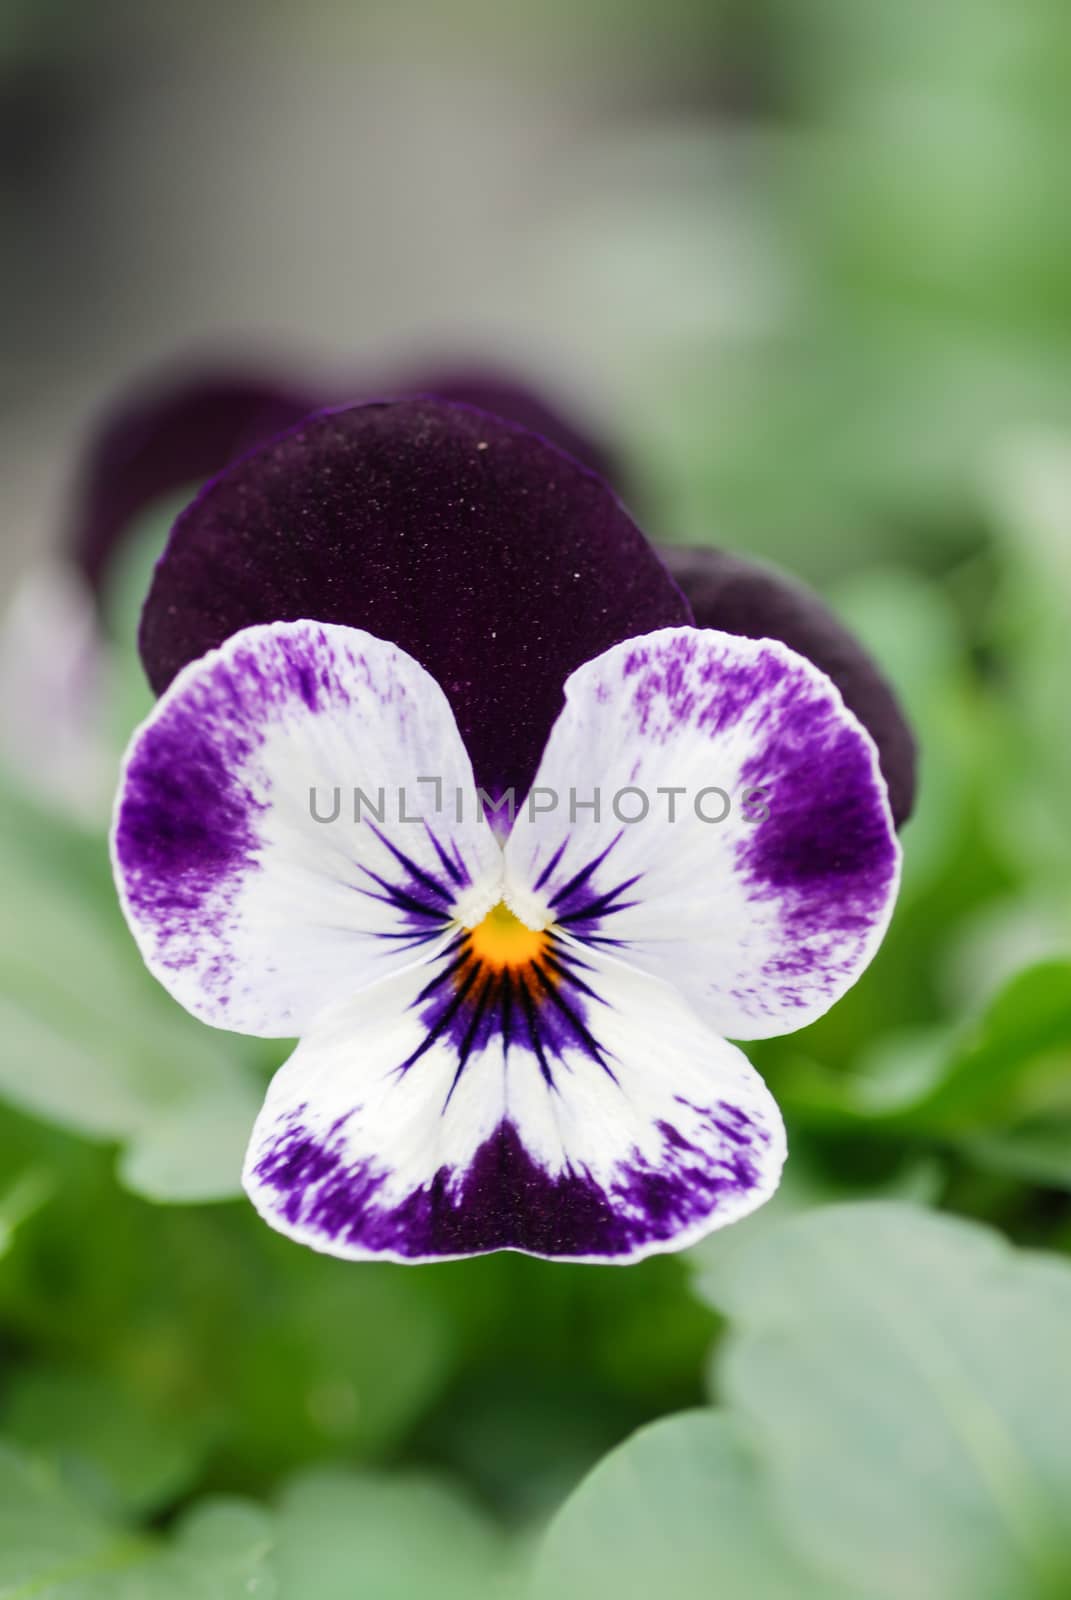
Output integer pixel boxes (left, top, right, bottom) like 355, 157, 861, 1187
505, 626, 901, 1042
112, 619, 501, 1037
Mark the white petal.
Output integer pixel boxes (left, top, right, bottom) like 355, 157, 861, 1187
504, 627, 900, 1040
243, 932, 785, 1263
112, 621, 501, 1035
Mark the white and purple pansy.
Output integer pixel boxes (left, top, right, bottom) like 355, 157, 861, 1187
111, 399, 910, 1263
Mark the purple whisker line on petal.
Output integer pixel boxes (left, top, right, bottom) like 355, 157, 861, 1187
425, 824, 467, 888
403, 929, 617, 1103
516, 982, 555, 1088
367, 822, 461, 904
401, 965, 482, 1073
532, 838, 570, 893
539, 950, 607, 1006
253, 1106, 771, 1260
411, 940, 469, 1003
443, 975, 496, 1109
547, 940, 597, 972
498, 976, 515, 1054
354, 863, 451, 923
547, 830, 626, 909
565, 934, 632, 952
369, 926, 449, 946
555, 874, 644, 927
528, 964, 619, 1083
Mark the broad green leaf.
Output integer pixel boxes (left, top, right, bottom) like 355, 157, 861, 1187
0, 1112, 455, 1477
688, 1136, 943, 1284
115, 1500, 276, 1600
227, 1254, 454, 1475
942, 897, 1071, 1018
908, 960, 1071, 1128
116, 1073, 263, 1204
532, 1411, 838, 1600
983, 441, 1071, 884
780, 962, 1071, 1140
0, 777, 267, 1202
3, 1364, 214, 1518
701, 1202, 1071, 1600
962, 1115, 1071, 1191
0, 1166, 52, 1258
272, 1468, 509, 1600
0, 1446, 273, 1598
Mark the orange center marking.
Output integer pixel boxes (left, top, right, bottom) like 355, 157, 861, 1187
467, 901, 548, 971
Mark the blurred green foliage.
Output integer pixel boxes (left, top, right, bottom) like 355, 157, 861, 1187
542, 1205, 1071, 1600
1, 0, 1070, 1593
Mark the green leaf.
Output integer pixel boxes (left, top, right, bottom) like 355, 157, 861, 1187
272, 1469, 509, 1600
780, 962, 1071, 1141
0, 1446, 272, 1598
2, 1365, 214, 1518
116, 1072, 264, 1205
0, 776, 267, 1203
532, 1411, 837, 1600
121, 1500, 275, 1600
701, 1202, 1071, 1600
908, 960, 1071, 1128
227, 1254, 454, 1475
961, 1114, 1071, 1191
0, 1167, 52, 1258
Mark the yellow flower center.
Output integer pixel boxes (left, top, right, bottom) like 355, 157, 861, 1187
467, 901, 548, 971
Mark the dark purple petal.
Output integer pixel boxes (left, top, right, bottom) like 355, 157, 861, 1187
70, 362, 619, 596
70, 368, 322, 593
141, 400, 689, 802
660, 546, 916, 827
394, 368, 619, 485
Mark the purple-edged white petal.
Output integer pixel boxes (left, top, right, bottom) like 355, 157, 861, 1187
242, 936, 785, 1263
111, 620, 501, 1036
504, 627, 900, 1041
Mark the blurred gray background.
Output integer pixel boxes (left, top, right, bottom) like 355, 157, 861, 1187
3, 0, 769, 580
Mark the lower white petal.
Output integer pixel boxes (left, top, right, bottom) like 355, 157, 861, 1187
243, 935, 785, 1263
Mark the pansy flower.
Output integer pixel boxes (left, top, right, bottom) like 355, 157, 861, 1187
112, 399, 910, 1263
